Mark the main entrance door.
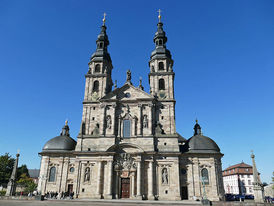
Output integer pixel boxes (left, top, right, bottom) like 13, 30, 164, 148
68, 184, 73, 194
121, 178, 130, 198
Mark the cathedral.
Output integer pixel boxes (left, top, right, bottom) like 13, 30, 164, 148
37, 14, 225, 201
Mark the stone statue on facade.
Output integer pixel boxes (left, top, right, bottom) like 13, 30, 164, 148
126, 70, 132, 84
155, 121, 164, 134
143, 115, 148, 128
106, 115, 112, 129
92, 123, 100, 135
162, 168, 168, 184
84, 167, 90, 182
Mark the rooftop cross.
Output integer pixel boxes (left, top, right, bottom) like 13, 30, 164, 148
102, 12, 106, 25
158, 9, 162, 22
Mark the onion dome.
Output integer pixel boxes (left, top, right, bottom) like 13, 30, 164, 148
43, 120, 76, 152
90, 13, 111, 62
185, 120, 221, 154
150, 10, 172, 60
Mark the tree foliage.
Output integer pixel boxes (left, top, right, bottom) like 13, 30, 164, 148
272, 171, 274, 189
0, 153, 15, 184
17, 164, 29, 181
17, 173, 37, 193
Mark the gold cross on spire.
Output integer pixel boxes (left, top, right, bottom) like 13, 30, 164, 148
103, 12, 106, 25
158, 9, 162, 22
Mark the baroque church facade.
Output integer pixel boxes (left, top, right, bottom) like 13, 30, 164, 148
37, 16, 225, 201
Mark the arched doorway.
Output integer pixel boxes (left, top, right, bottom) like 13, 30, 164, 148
113, 153, 137, 199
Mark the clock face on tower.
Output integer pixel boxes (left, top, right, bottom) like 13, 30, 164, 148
91, 91, 99, 101
159, 90, 166, 99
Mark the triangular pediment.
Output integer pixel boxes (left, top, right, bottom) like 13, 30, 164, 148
101, 83, 154, 101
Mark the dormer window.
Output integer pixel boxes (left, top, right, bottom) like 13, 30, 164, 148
158, 62, 164, 71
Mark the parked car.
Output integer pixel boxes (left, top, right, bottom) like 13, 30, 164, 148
245, 195, 254, 200
225, 194, 235, 201
234, 194, 245, 201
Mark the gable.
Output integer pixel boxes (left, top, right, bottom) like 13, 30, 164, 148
101, 83, 154, 101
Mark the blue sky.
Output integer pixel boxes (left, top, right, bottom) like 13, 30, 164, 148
0, 0, 273, 183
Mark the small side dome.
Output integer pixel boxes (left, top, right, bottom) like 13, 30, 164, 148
43, 120, 76, 152
185, 120, 220, 154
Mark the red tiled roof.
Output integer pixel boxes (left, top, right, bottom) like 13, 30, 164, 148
224, 162, 252, 171
222, 162, 253, 176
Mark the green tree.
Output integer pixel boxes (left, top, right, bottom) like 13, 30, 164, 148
25, 181, 37, 194
0, 153, 15, 185
16, 173, 37, 193
16, 164, 29, 181
272, 172, 274, 190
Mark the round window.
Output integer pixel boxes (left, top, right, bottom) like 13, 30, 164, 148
124, 93, 131, 98
69, 167, 75, 173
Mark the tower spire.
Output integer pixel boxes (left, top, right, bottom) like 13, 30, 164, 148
86, 14, 113, 97
150, 11, 171, 60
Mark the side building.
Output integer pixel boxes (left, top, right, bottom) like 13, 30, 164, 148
222, 162, 254, 195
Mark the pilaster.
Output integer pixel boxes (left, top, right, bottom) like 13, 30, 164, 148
147, 161, 154, 200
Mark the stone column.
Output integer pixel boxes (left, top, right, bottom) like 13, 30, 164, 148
6, 152, 20, 196
57, 157, 65, 193
105, 160, 113, 199
38, 156, 48, 194
193, 159, 201, 198
115, 171, 119, 199
148, 104, 153, 135
132, 117, 136, 136
96, 161, 102, 198
138, 104, 143, 136
75, 161, 82, 197
136, 161, 142, 198
130, 173, 135, 198
148, 161, 154, 199
118, 116, 121, 137
187, 161, 194, 200
112, 103, 116, 136
100, 104, 107, 136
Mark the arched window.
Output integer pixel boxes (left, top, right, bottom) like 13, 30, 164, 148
92, 81, 99, 92
123, 119, 131, 138
99, 42, 103, 48
201, 168, 209, 185
158, 62, 164, 71
159, 79, 165, 90
159, 39, 163, 46
49, 167, 56, 182
95, 64, 100, 73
